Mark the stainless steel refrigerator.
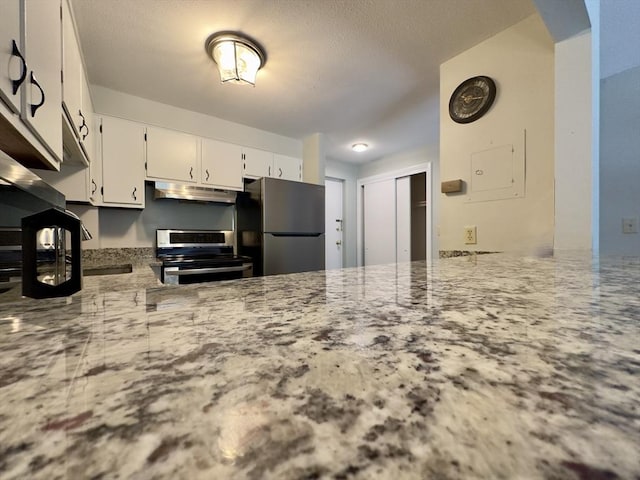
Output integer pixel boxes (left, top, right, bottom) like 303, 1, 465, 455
236, 177, 325, 276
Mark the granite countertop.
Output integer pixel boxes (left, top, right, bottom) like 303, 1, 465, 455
0, 254, 639, 479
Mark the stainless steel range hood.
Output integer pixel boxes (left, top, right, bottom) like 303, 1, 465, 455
153, 182, 237, 204
0, 150, 65, 209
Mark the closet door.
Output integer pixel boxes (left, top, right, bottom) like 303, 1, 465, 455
363, 178, 396, 266
396, 176, 411, 262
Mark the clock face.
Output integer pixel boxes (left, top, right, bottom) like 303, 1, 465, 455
449, 76, 496, 124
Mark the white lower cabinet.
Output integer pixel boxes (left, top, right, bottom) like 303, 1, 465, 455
100, 116, 145, 207
145, 126, 198, 183
242, 147, 274, 179
201, 139, 243, 191
274, 154, 302, 181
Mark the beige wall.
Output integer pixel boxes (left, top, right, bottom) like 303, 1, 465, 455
439, 15, 555, 254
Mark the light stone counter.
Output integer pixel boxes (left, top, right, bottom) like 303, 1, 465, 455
0, 254, 639, 479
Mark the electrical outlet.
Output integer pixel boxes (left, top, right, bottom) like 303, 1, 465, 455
464, 226, 477, 244
622, 217, 638, 234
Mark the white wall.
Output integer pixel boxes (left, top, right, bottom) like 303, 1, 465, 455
325, 158, 358, 267
91, 86, 302, 157
599, 65, 640, 255
598, 1, 640, 255
554, 31, 593, 251
439, 15, 555, 254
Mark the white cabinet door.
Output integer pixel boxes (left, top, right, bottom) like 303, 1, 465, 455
146, 126, 198, 183
79, 73, 94, 163
363, 179, 396, 266
61, 0, 83, 137
89, 114, 102, 204
273, 154, 302, 181
0, 0, 23, 113
100, 116, 145, 207
201, 139, 243, 190
242, 147, 273, 179
21, 0, 63, 162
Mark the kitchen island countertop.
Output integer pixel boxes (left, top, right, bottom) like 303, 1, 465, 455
0, 254, 639, 479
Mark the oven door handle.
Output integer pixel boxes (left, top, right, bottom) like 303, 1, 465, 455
164, 264, 252, 276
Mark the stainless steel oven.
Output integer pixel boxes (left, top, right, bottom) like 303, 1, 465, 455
156, 229, 252, 285
0, 227, 22, 295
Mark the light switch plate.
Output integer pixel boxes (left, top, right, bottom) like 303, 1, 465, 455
622, 217, 638, 234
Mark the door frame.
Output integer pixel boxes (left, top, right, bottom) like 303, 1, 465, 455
325, 176, 345, 269
356, 162, 433, 267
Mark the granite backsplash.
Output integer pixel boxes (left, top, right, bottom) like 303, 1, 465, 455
82, 247, 157, 267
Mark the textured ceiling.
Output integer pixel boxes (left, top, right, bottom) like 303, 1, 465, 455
71, 0, 536, 164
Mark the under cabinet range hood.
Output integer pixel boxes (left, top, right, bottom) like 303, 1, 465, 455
153, 182, 237, 204
1, 150, 65, 227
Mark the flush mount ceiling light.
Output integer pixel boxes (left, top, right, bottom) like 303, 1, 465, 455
205, 32, 266, 86
352, 143, 369, 153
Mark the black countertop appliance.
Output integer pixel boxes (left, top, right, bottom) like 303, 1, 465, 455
21, 207, 82, 298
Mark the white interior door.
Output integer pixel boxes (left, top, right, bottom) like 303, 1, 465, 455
396, 176, 411, 262
363, 179, 396, 266
325, 178, 344, 269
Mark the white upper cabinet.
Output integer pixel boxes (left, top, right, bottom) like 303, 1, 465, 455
61, 0, 94, 165
21, 0, 63, 162
242, 147, 273, 179
88, 114, 102, 204
145, 126, 198, 183
34, 163, 89, 202
201, 139, 243, 191
100, 115, 145, 207
274, 154, 302, 181
0, 0, 23, 114
61, 0, 83, 138
79, 73, 94, 163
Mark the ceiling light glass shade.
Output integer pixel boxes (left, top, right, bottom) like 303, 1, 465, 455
352, 143, 368, 153
206, 33, 266, 86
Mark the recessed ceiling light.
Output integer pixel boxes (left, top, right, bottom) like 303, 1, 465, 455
352, 143, 368, 153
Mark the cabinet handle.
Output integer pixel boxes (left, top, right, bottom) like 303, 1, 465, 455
189, 166, 193, 179
132, 187, 137, 200
79, 111, 89, 139
91, 179, 97, 195
205, 169, 210, 181
268, 166, 271, 176
10, 40, 27, 94
278, 168, 282, 178
29, 72, 45, 117
78, 110, 89, 139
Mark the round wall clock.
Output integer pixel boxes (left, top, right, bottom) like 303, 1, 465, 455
449, 76, 497, 124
